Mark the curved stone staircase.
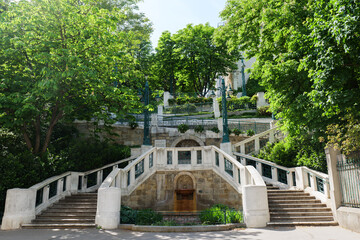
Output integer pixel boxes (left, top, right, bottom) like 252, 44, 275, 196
266, 185, 337, 227
22, 193, 97, 229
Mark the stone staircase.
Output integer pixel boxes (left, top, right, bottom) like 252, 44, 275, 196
266, 185, 337, 227
22, 193, 97, 229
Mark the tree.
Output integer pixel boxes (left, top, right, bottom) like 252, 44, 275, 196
171, 23, 240, 96
219, 0, 360, 148
152, 31, 178, 93
0, 0, 151, 155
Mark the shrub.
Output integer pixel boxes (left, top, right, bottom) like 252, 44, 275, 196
210, 127, 220, 133
250, 94, 258, 104
257, 106, 272, 117
120, 205, 137, 224
135, 209, 163, 225
199, 204, 243, 225
232, 128, 243, 136
194, 125, 205, 133
178, 124, 189, 133
246, 129, 255, 136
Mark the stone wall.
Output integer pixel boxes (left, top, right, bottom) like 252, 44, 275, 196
74, 122, 247, 148
121, 170, 242, 211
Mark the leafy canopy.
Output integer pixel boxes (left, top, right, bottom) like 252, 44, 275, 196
0, 0, 151, 154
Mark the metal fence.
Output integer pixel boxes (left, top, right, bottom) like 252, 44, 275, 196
159, 116, 218, 130
228, 120, 270, 134
337, 153, 360, 208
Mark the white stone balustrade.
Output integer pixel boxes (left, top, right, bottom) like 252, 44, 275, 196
234, 152, 331, 206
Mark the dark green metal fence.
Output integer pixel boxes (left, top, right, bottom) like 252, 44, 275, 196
337, 154, 360, 208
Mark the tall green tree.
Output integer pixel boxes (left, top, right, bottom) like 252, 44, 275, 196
152, 31, 178, 93
0, 0, 151, 155
219, 0, 360, 146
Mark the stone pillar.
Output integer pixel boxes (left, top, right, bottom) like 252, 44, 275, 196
141, 145, 153, 154
325, 147, 342, 214
220, 142, 233, 157
68, 172, 79, 193
242, 185, 270, 227
95, 187, 121, 229
1, 188, 36, 230
217, 118, 223, 132
213, 97, 220, 118
151, 114, 158, 127
256, 92, 269, 108
158, 105, 163, 122
163, 91, 172, 107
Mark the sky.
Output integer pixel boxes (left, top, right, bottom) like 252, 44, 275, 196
138, 0, 228, 48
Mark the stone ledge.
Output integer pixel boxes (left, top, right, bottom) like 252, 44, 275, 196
119, 223, 245, 232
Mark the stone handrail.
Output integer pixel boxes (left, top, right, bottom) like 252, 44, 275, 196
233, 127, 280, 154
1, 155, 137, 230
95, 146, 270, 229
234, 152, 330, 204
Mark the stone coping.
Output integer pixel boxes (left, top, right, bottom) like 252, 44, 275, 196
119, 223, 245, 232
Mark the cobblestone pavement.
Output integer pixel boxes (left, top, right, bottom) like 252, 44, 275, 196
1, 226, 360, 240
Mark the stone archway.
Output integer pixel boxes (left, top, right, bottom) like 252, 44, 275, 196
171, 135, 205, 148
174, 172, 197, 211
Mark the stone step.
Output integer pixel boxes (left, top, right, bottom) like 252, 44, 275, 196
33, 218, 95, 224
65, 195, 98, 199
268, 199, 321, 204
37, 215, 95, 219
269, 207, 332, 212
50, 204, 97, 209
269, 203, 327, 208
60, 198, 97, 202
270, 212, 333, 217
267, 192, 310, 197
267, 190, 307, 194
268, 196, 315, 200
22, 223, 96, 229
267, 221, 338, 227
270, 216, 334, 222
45, 208, 96, 213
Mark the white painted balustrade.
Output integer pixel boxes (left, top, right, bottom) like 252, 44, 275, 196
234, 152, 331, 205
233, 127, 282, 154
1, 155, 137, 230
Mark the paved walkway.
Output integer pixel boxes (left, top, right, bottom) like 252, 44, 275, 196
1, 227, 360, 240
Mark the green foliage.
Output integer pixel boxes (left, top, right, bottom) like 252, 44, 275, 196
199, 204, 243, 225
232, 128, 243, 136
250, 95, 258, 104
246, 129, 255, 137
153, 220, 179, 226
135, 209, 163, 225
0, 0, 150, 155
210, 127, 220, 133
155, 23, 240, 96
168, 103, 197, 114
218, 96, 253, 112
218, 0, 360, 146
256, 136, 327, 172
120, 205, 137, 224
257, 106, 272, 117
194, 125, 205, 133
178, 124, 190, 133
246, 77, 265, 97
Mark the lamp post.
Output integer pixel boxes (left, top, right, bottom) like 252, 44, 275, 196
143, 80, 151, 146
221, 78, 230, 143
241, 59, 247, 96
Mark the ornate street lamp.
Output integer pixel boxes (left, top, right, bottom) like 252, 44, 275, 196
221, 78, 230, 143
241, 59, 247, 97
142, 80, 151, 146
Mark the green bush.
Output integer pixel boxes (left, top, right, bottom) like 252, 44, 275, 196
135, 209, 163, 225
120, 205, 137, 224
194, 125, 205, 133
246, 129, 255, 136
257, 106, 272, 117
199, 204, 243, 225
171, 95, 212, 105
129, 121, 138, 129
210, 127, 220, 133
218, 96, 252, 112
232, 128, 243, 136
250, 94, 258, 104
178, 124, 189, 133
245, 77, 265, 96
